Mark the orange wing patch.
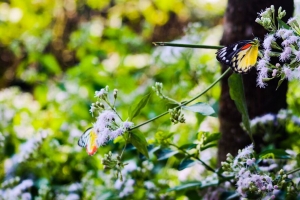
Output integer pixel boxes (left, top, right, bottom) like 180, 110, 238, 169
241, 43, 252, 50
86, 129, 98, 156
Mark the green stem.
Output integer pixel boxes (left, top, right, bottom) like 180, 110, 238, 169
130, 68, 232, 130
153, 42, 223, 50
287, 168, 300, 175
105, 99, 123, 121
170, 143, 216, 173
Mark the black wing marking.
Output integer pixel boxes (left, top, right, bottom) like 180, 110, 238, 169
78, 127, 92, 147
216, 40, 251, 65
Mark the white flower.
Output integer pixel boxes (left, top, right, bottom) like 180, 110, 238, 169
294, 51, 300, 61
287, 17, 297, 24
257, 59, 268, 70
258, 66, 269, 78
263, 49, 271, 61
279, 47, 292, 61
256, 75, 267, 88
233, 144, 254, 167
114, 179, 123, 190
96, 128, 110, 146
144, 181, 156, 190
283, 65, 293, 80
272, 69, 277, 77
283, 30, 294, 39
246, 158, 255, 166
122, 121, 134, 130
276, 28, 287, 37
291, 67, 300, 80
263, 34, 275, 50
123, 161, 137, 173
109, 128, 124, 140
94, 89, 106, 98
260, 113, 275, 123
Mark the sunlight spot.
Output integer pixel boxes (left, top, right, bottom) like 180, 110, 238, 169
9, 8, 23, 23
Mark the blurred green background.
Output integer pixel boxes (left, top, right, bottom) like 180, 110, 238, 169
1, 0, 300, 199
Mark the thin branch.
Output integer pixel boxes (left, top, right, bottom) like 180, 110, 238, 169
129, 68, 232, 131
152, 42, 223, 49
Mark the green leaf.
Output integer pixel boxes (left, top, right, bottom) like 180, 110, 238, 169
128, 92, 152, 120
168, 180, 218, 192
178, 158, 195, 171
228, 74, 251, 133
200, 142, 218, 151
168, 182, 202, 191
276, 73, 286, 90
156, 149, 179, 161
179, 143, 197, 150
203, 132, 221, 145
224, 193, 240, 200
296, 154, 300, 167
183, 102, 216, 117
259, 149, 291, 159
40, 54, 62, 74
277, 18, 290, 29
129, 131, 149, 158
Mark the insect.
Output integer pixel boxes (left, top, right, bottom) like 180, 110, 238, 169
78, 127, 98, 156
216, 38, 260, 73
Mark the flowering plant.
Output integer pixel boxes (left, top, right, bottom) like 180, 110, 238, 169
74, 5, 300, 200
256, 6, 300, 88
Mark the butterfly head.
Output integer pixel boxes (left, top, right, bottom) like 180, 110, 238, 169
251, 37, 260, 47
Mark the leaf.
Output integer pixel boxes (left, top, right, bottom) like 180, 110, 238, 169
203, 132, 221, 145
200, 142, 218, 151
178, 158, 196, 171
183, 102, 216, 117
40, 54, 62, 74
296, 154, 300, 167
228, 74, 251, 133
148, 146, 160, 154
168, 180, 218, 192
259, 149, 291, 159
224, 193, 240, 200
156, 149, 179, 161
276, 73, 286, 90
129, 131, 149, 158
168, 182, 202, 191
179, 143, 197, 150
277, 18, 290, 29
128, 92, 152, 120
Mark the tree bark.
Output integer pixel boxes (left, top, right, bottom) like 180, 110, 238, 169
218, 0, 294, 164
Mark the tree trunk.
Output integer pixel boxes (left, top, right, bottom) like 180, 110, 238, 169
218, 0, 294, 164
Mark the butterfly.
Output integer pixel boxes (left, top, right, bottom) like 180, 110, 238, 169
78, 127, 98, 156
216, 38, 260, 73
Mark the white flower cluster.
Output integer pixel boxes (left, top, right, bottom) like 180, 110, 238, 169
0, 179, 33, 200
5, 130, 48, 176
237, 168, 275, 198
221, 144, 278, 199
93, 110, 134, 146
0, 132, 4, 147
255, 6, 300, 88
113, 160, 158, 199
114, 161, 137, 198
86, 87, 134, 149
248, 109, 300, 139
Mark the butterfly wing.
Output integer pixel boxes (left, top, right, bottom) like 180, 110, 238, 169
216, 39, 259, 73
78, 127, 98, 156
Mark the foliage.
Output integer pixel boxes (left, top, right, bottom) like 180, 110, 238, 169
1, 1, 300, 200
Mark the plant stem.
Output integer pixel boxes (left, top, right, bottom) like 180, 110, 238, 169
170, 143, 217, 173
130, 68, 232, 131
287, 168, 300, 175
152, 42, 223, 49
